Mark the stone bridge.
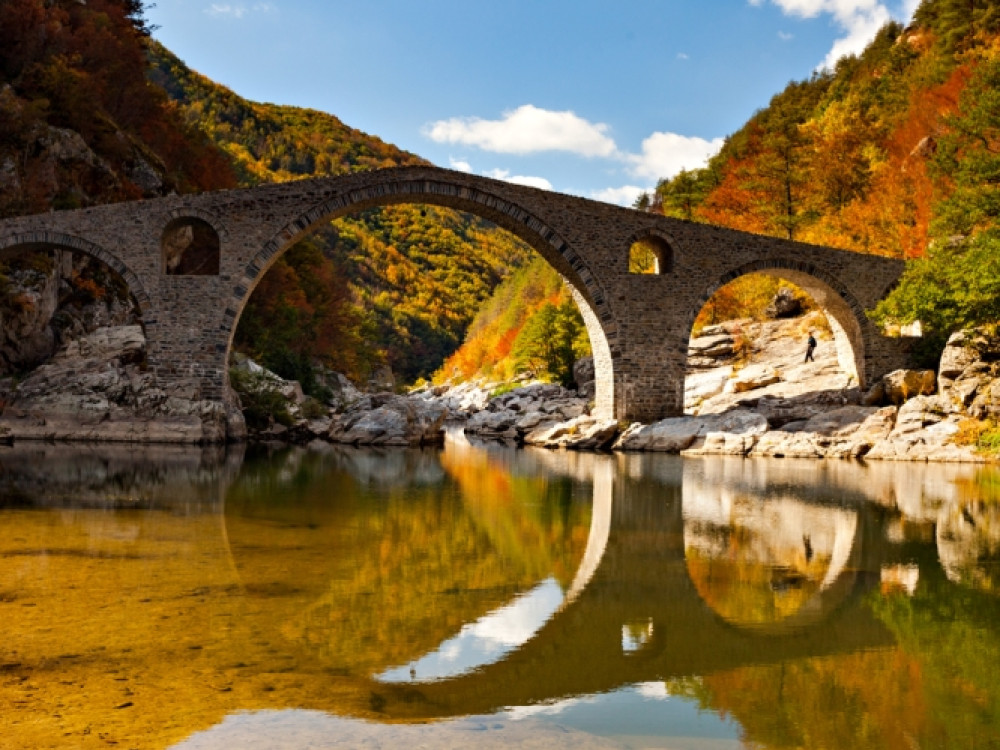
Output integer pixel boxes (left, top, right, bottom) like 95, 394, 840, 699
0, 165, 909, 426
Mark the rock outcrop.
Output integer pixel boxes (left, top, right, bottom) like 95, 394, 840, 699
327, 394, 448, 447
937, 328, 1000, 419
461, 383, 590, 443
5, 309, 1000, 463
765, 287, 804, 318
0, 250, 140, 374
615, 410, 768, 454
0, 326, 245, 444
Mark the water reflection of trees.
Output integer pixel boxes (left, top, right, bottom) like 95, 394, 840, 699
5, 444, 1000, 748
223, 445, 591, 676
664, 457, 1000, 750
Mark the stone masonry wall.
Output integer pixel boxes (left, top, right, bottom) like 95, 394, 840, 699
0, 166, 910, 423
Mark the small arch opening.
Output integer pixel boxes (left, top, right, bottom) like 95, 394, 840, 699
628, 234, 673, 275
162, 217, 220, 275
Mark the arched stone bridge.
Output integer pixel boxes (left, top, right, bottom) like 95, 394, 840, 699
0, 166, 909, 424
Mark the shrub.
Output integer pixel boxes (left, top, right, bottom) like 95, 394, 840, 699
229, 368, 294, 430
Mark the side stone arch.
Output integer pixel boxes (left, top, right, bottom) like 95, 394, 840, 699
686, 258, 878, 388
0, 231, 151, 313
219, 177, 620, 417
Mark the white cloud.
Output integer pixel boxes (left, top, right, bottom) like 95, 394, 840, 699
900, 0, 920, 22
778, 30, 794, 40
751, 0, 914, 69
626, 131, 724, 182
205, 3, 273, 18
424, 106, 722, 206
820, 3, 892, 68
677, 52, 690, 60
591, 185, 646, 207
635, 682, 671, 699
423, 105, 617, 158
484, 169, 553, 191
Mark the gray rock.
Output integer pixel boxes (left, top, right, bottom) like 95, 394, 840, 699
688, 333, 735, 359
0, 326, 244, 444
328, 395, 447, 447
524, 416, 620, 450
939, 330, 981, 389
0, 157, 20, 193
461, 383, 589, 443
573, 356, 595, 397
765, 287, 803, 318
727, 363, 781, 394
614, 410, 768, 453
881, 369, 936, 405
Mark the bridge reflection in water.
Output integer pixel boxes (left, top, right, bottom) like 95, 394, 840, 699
1, 441, 999, 748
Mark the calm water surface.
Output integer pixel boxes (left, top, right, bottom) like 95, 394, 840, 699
2, 435, 1000, 749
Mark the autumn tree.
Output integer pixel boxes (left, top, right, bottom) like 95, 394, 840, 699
931, 53, 1000, 237
511, 299, 588, 387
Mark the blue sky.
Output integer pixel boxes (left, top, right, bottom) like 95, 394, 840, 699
147, 0, 920, 205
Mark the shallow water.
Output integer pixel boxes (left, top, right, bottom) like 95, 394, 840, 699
1, 437, 999, 748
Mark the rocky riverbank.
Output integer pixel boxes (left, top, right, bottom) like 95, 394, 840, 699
0, 314, 998, 461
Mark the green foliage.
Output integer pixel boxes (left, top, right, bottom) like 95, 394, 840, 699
229, 368, 294, 429
234, 233, 375, 392
435, 257, 591, 384
511, 299, 588, 387
873, 231, 1000, 363
299, 396, 328, 420
914, 0, 1000, 53
976, 422, 1000, 455
655, 168, 712, 221
931, 55, 1000, 238
329, 205, 532, 383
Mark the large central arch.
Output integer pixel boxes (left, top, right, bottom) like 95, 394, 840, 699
220, 177, 618, 415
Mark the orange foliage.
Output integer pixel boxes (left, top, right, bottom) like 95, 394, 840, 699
697, 649, 929, 748
877, 63, 968, 258
697, 146, 771, 235
0, 0, 236, 218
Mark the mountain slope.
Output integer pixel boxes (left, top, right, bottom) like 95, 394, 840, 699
149, 42, 533, 384
0, 0, 238, 374
648, 0, 1000, 358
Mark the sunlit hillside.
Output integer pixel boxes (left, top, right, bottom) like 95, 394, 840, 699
149, 43, 535, 385
650, 0, 1000, 358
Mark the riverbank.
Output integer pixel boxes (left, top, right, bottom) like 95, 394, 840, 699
0, 316, 996, 462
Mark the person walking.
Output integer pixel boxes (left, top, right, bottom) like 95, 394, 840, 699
804, 331, 817, 363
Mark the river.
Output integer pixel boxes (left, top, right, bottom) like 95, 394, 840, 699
2, 435, 999, 749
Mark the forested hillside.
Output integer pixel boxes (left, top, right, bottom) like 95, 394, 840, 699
435, 257, 589, 387
149, 43, 533, 386
646, 0, 1000, 359
0, 4, 537, 388
0, 2, 235, 218
0, 0, 240, 374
